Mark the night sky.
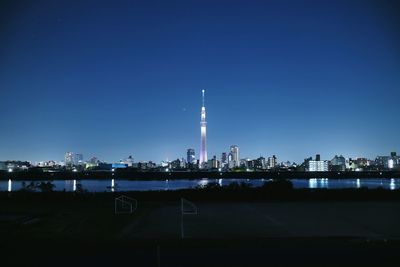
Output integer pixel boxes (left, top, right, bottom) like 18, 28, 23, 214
1, 0, 399, 163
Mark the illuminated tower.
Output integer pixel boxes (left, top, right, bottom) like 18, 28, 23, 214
199, 90, 208, 168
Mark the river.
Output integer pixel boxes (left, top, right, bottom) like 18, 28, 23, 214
0, 178, 399, 192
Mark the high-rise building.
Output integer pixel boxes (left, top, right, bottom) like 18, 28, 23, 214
221, 152, 227, 168
382, 152, 399, 170
331, 155, 346, 171
255, 157, 266, 169
207, 155, 219, 169
306, 154, 328, 171
65, 152, 74, 167
65, 152, 83, 167
388, 158, 394, 169
375, 156, 391, 170
267, 155, 277, 169
199, 90, 208, 168
308, 160, 329, 171
187, 149, 196, 164
228, 153, 234, 169
75, 153, 83, 165
221, 152, 227, 163
229, 145, 240, 168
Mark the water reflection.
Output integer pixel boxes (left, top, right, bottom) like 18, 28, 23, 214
111, 179, 115, 192
198, 178, 209, 188
8, 179, 12, 192
390, 178, 395, 190
309, 178, 317, 189
320, 178, 329, 188
308, 178, 330, 189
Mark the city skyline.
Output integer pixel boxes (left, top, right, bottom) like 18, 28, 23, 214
1, 1, 400, 163
2, 2, 400, 264
1, 86, 399, 164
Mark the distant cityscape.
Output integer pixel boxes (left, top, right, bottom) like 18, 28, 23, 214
1, 150, 399, 174
1, 91, 399, 173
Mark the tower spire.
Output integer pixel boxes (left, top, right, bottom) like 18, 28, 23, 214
202, 89, 205, 107
199, 89, 207, 168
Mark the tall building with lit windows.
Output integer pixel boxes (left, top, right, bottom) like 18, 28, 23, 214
229, 145, 240, 168
187, 148, 196, 164
75, 153, 83, 165
331, 155, 346, 171
307, 155, 329, 171
64, 152, 83, 167
308, 160, 329, 171
65, 152, 74, 167
221, 152, 228, 167
267, 155, 277, 169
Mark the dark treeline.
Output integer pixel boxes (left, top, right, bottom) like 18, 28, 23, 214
1, 180, 400, 202
1, 170, 400, 180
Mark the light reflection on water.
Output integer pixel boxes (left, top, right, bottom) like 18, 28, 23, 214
111, 179, 115, 192
0, 178, 399, 192
198, 178, 209, 188
309, 178, 329, 189
390, 178, 395, 190
309, 178, 317, 189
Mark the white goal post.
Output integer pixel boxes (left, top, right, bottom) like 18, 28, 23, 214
115, 195, 137, 214
181, 198, 198, 215
180, 198, 198, 239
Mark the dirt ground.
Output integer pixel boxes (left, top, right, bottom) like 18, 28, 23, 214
122, 201, 400, 240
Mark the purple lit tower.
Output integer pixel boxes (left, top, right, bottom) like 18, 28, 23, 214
199, 90, 208, 168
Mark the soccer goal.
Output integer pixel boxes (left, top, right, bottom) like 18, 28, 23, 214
181, 198, 198, 215
180, 198, 198, 238
115, 195, 137, 214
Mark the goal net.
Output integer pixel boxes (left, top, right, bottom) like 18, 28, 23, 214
181, 198, 198, 215
115, 195, 137, 214
180, 198, 198, 239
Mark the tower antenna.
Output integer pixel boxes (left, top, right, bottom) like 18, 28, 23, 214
202, 89, 205, 107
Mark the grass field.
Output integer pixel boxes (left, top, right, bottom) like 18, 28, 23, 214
2, 194, 400, 266
0, 196, 150, 241
2, 197, 400, 240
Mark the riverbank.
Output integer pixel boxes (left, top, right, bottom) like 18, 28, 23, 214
1, 170, 400, 180
1, 185, 400, 202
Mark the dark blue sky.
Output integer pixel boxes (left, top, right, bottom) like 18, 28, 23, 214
1, 0, 399, 163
